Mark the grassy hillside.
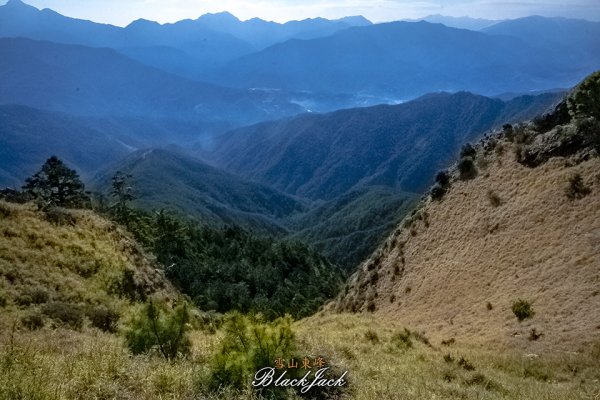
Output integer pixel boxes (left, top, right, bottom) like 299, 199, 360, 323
0, 200, 176, 330
334, 75, 600, 351
0, 204, 596, 400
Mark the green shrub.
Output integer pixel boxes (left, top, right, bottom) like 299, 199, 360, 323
458, 157, 478, 180
364, 329, 379, 344
86, 305, 120, 333
44, 207, 77, 225
391, 329, 413, 350
567, 70, 600, 120
125, 300, 191, 360
512, 299, 535, 322
42, 302, 84, 329
565, 174, 591, 200
430, 184, 447, 201
110, 269, 147, 301
206, 312, 295, 393
366, 301, 376, 312
21, 312, 45, 330
458, 357, 475, 371
435, 170, 450, 187
28, 288, 50, 304
503, 124, 514, 141
411, 331, 431, 347
460, 143, 477, 159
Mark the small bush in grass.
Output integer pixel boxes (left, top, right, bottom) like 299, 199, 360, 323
412, 331, 432, 347
514, 144, 525, 163
528, 328, 543, 341
0, 202, 11, 218
458, 157, 478, 180
366, 301, 376, 312
495, 142, 505, 157
487, 190, 502, 207
21, 312, 45, 330
86, 305, 120, 333
436, 170, 450, 187
465, 373, 501, 391
443, 354, 454, 363
23, 287, 49, 304
486, 302, 493, 311
565, 174, 591, 200
512, 299, 535, 322
364, 329, 379, 344
391, 329, 413, 350
44, 207, 77, 226
503, 124, 514, 141
206, 312, 295, 395
110, 269, 147, 301
125, 299, 191, 360
458, 357, 475, 371
460, 143, 477, 159
430, 184, 447, 201
42, 302, 84, 329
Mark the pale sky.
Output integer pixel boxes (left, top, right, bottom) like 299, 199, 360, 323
7, 0, 600, 26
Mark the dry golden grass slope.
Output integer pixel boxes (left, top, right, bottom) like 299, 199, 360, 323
0, 201, 176, 331
334, 131, 600, 352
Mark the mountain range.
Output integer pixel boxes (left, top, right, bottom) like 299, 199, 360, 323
0, 37, 305, 126
2, 0, 599, 104
0, 0, 370, 80
210, 19, 600, 99
1, 0, 598, 271
208, 91, 564, 200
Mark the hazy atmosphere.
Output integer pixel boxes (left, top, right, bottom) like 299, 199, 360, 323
6, 0, 600, 25
1, 0, 599, 398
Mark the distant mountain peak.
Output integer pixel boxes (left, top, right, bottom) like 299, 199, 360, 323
126, 18, 161, 28
197, 11, 240, 23
5, 0, 26, 6
335, 15, 372, 26
3, 0, 36, 10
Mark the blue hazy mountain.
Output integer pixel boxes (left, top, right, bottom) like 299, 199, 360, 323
208, 91, 563, 200
0, 105, 131, 187
0, 104, 236, 187
483, 16, 600, 69
0, 37, 305, 126
0, 0, 370, 79
403, 14, 501, 30
195, 12, 371, 49
211, 20, 599, 99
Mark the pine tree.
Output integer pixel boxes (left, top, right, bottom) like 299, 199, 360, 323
110, 171, 135, 221
22, 156, 90, 209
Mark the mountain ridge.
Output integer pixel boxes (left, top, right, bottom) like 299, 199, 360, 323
209, 91, 564, 201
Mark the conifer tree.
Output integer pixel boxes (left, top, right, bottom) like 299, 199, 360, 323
22, 156, 89, 208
